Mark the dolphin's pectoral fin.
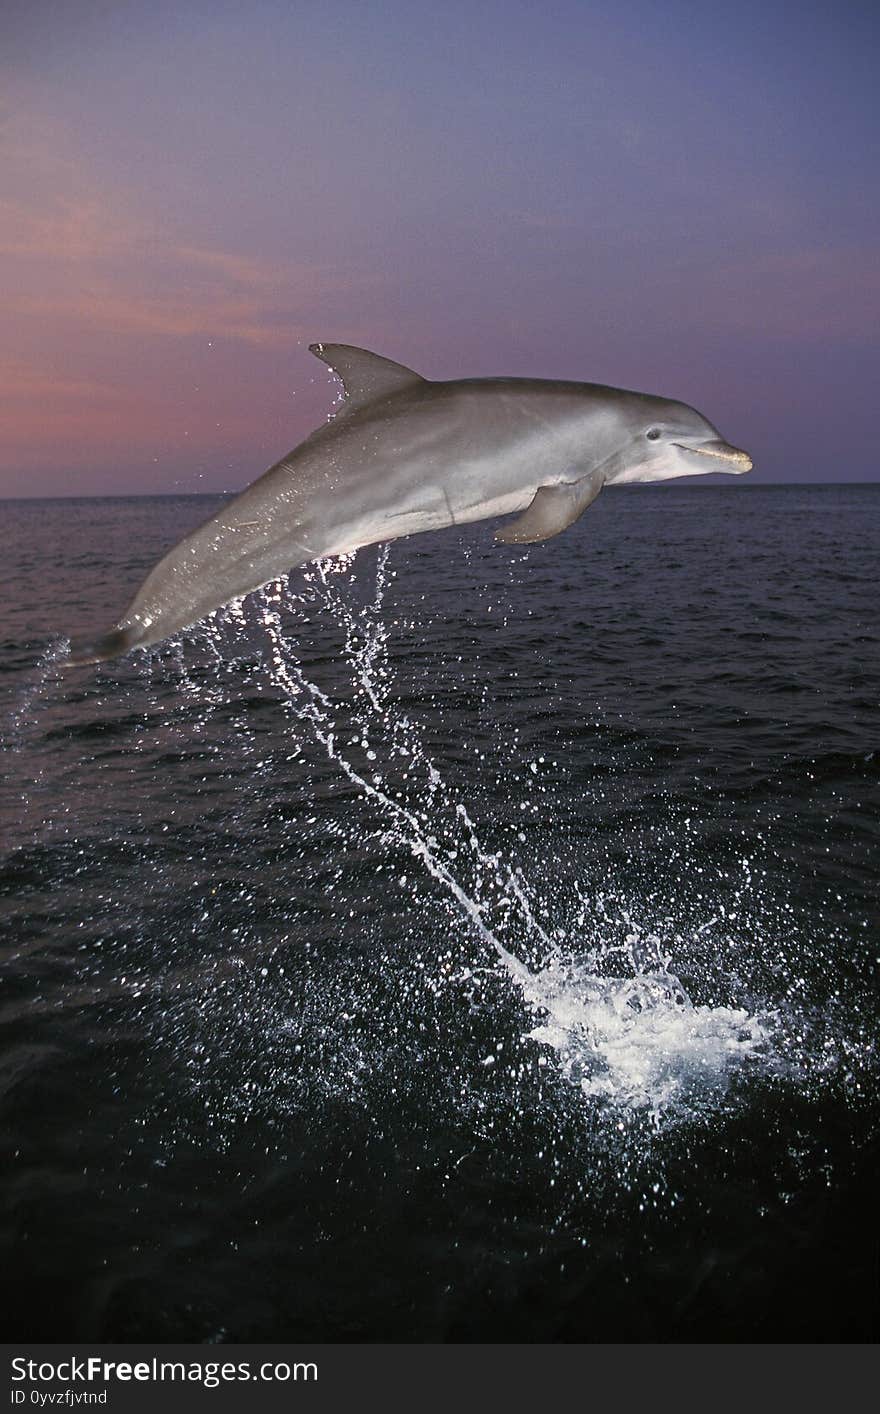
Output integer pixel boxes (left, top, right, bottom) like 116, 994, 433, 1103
495, 471, 604, 545
309, 343, 426, 414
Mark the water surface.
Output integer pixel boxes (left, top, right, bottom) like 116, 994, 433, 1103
1, 484, 877, 1340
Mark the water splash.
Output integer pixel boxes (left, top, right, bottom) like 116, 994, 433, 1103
527, 958, 774, 1118
162, 553, 788, 1124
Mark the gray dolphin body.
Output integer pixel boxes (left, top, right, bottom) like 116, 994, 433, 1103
65, 343, 752, 665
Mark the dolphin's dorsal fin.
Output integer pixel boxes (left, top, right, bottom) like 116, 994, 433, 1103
309, 342, 425, 413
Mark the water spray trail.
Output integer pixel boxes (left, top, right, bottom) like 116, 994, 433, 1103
200, 558, 786, 1117
256, 585, 539, 997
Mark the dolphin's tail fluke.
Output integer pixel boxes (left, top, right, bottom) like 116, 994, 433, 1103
63, 625, 142, 668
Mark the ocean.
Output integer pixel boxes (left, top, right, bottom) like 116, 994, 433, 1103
1, 483, 877, 1341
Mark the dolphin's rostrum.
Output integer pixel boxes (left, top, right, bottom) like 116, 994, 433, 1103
65, 344, 752, 666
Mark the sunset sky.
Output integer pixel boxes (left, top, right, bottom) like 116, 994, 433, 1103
1, 0, 877, 496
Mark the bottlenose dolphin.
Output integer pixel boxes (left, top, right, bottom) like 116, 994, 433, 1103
65, 343, 752, 665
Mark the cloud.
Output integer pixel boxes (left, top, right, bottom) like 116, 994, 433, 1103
0, 348, 279, 486
0, 357, 126, 403
0, 107, 353, 349
175, 245, 285, 287
0, 355, 149, 482
0, 109, 360, 486
11, 282, 310, 347
0, 194, 139, 261
0, 195, 329, 346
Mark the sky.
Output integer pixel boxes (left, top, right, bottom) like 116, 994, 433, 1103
1, 0, 877, 495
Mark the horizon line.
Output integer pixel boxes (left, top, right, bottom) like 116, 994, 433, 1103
3, 480, 879, 503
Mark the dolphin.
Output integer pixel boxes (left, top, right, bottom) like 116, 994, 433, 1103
65, 343, 752, 665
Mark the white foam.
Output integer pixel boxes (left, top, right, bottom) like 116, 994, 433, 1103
526, 956, 776, 1120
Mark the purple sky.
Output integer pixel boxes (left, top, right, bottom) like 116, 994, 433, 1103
1, 0, 877, 495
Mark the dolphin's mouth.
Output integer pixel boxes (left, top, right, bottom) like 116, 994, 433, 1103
674, 439, 753, 473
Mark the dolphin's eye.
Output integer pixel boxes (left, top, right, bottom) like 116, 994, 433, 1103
646, 427, 661, 441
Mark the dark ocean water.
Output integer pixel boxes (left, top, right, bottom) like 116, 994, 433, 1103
1, 484, 877, 1342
